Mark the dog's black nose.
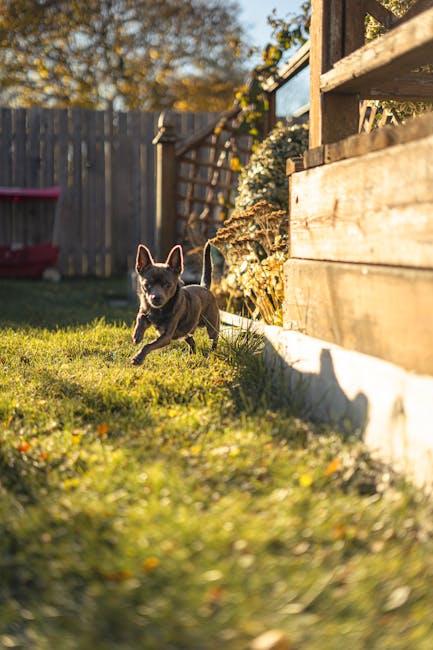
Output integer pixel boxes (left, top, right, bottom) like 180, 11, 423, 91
150, 295, 162, 306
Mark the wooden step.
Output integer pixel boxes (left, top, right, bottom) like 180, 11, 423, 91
290, 130, 433, 269
283, 259, 433, 375
320, 6, 433, 94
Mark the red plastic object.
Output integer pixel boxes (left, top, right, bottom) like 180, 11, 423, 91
0, 243, 59, 278
0, 186, 61, 201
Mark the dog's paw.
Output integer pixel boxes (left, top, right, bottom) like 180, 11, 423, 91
131, 353, 145, 366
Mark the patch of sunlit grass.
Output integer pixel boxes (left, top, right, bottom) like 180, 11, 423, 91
0, 280, 433, 649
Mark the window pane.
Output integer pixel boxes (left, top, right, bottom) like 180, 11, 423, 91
275, 66, 310, 119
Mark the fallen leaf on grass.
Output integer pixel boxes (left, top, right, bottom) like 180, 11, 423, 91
142, 557, 160, 573
97, 423, 109, 438
383, 586, 411, 612
104, 570, 132, 582
251, 629, 292, 650
203, 570, 223, 582
299, 474, 313, 488
206, 586, 224, 603
324, 458, 342, 476
190, 445, 202, 456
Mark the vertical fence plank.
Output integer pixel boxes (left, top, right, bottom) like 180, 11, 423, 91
111, 111, 134, 272
139, 112, 152, 250
129, 111, 142, 269
94, 110, 106, 276
0, 108, 13, 244
148, 113, 158, 251
13, 108, 26, 244
40, 108, 55, 250
84, 109, 97, 275
41, 109, 55, 187
27, 108, 41, 244
104, 106, 113, 277
110, 110, 118, 274
55, 109, 70, 271
71, 108, 83, 275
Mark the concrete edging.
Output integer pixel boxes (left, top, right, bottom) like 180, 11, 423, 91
220, 311, 433, 489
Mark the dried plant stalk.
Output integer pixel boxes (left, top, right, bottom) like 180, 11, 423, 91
211, 201, 288, 325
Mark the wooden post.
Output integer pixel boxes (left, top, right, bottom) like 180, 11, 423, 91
309, 0, 361, 148
153, 110, 177, 259
264, 91, 276, 135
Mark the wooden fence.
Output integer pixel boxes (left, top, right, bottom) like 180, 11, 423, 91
0, 107, 217, 275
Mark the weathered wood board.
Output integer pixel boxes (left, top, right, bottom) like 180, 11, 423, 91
321, 7, 433, 94
307, 110, 433, 167
283, 259, 433, 375
290, 132, 433, 268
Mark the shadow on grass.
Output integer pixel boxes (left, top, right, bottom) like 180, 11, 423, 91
0, 278, 136, 329
218, 327, 368, 439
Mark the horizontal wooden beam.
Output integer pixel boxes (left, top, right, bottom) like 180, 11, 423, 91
179, 158, 233, 173
303, 146, 324, 169
363, 73, 433, 100
303, 110, 433, 168
176, 194, 222, 207
283, 259, 433, 375
262, 41, 311, 92
290, 129, 433, 269
286, 156, 304, 176
320, 7, 433, 94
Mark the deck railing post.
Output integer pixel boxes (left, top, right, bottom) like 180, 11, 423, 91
309, 0, 361, 147
153, 111, 178, 259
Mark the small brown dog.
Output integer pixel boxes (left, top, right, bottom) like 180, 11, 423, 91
131, 242, 219, 365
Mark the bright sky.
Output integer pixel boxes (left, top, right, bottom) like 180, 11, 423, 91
238, 0, 305, 51
237, 0, 309, 117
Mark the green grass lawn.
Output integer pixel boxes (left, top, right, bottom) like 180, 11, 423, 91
1, 279, 433, 649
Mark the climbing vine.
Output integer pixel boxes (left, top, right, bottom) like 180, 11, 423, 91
234, 3, 310, 142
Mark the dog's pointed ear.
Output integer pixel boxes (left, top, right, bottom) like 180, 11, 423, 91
136, 244, 154, 273
165, 245, 184, 275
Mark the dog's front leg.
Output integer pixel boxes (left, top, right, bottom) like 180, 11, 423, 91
132, 313, 150, 344
132, 316, 180, 366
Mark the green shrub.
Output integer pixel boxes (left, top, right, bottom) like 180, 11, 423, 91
234, 122, 308, 212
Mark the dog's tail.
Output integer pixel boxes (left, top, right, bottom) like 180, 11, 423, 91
200, 242, 212, 289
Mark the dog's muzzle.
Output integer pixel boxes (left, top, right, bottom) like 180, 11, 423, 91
149, 295, 163, 308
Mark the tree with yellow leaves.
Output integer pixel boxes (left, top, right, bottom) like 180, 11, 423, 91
0, 0, 247, 111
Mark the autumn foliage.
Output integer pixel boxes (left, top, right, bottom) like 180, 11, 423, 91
0, 0, 246, 111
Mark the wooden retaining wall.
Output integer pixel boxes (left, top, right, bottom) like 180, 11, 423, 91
283, 2, 433, 377
0, 107, 217, 275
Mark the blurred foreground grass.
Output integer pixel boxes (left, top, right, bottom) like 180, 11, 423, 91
1, 279, 433, 649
